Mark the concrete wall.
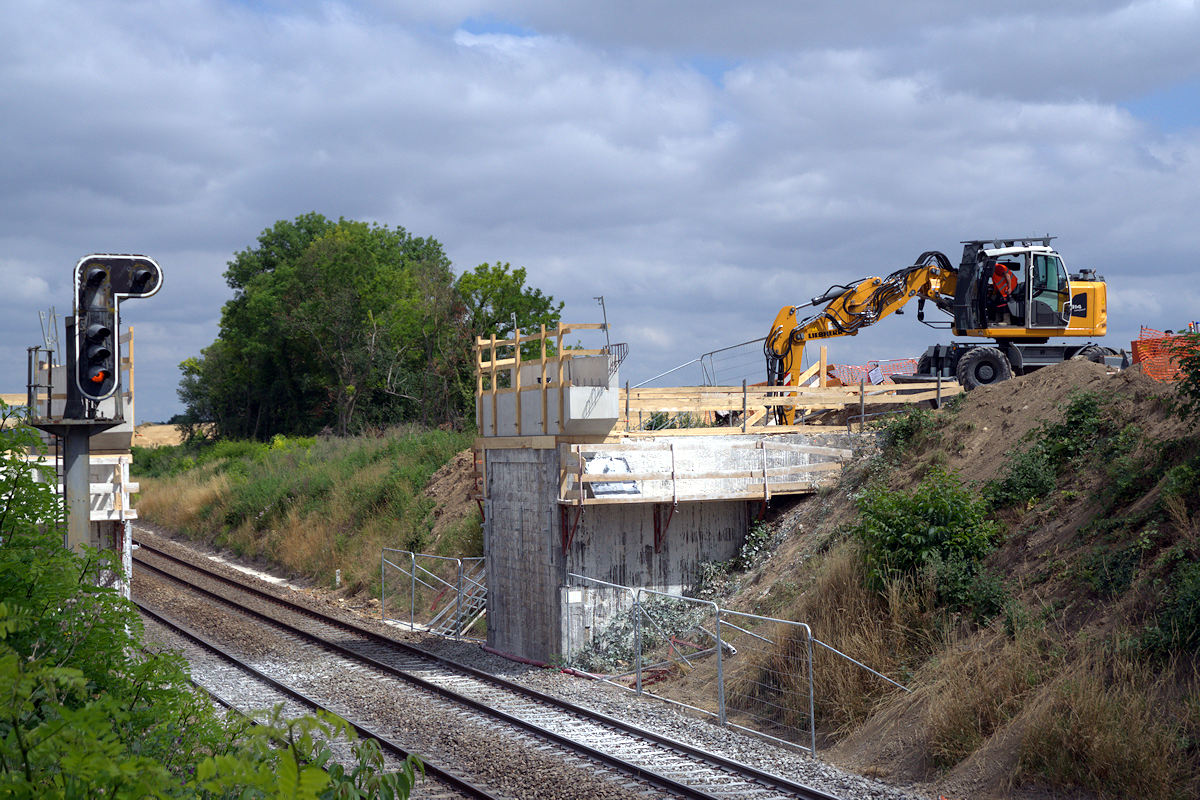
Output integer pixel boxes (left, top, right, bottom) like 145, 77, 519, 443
558, 500, 746, 660
483, 444, 747, 662
482, 429, 873, 663
483, 447, 563, 659
479, 385, 619, 437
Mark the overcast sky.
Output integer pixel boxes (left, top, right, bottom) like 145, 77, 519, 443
3, 0, 1199, 423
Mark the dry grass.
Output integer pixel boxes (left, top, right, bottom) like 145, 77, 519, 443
919, 626, 1062, 768
135, 472, 228, 533
729, 539, 941, 735
1017, 652, 1200, 800
133, 428, 473, 593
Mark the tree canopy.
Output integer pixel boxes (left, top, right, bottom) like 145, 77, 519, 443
179, 214, 562, 439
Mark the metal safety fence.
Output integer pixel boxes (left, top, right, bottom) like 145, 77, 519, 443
380, 548, 486, 639
563, 573, 907, 754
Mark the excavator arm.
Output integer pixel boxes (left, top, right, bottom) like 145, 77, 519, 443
765, 250, 957, 392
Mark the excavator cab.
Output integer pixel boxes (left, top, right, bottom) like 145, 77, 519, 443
1028, 251, 1072, 328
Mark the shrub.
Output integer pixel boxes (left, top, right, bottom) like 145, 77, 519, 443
1169, 331, 1200, 425
874, 406, 937, 454
0, 402, 419, 798
851, 468, 1000, 588
1143, 561, 1200, 653
985, 445, 1055, 509
926, 552, 1009, 623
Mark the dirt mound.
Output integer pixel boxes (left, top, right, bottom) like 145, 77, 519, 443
731, 361, 1197, 800
906, 360, 1180, 488
423, 449, 479, 542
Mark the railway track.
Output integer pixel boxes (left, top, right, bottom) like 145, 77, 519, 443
133, 539, 842, 800
136, 602, 484, 800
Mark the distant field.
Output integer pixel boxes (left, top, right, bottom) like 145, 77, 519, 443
133, 424, 185, 447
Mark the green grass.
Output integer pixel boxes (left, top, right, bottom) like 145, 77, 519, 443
133, 426, 474, 592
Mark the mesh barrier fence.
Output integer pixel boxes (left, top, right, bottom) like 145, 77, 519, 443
563, 573, 904, 753
1131, 326, 1198, 382
380, 549, 486, 639
828, 357, 919, 386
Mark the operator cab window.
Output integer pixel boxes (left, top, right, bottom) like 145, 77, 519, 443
1029, 253, 1071, 327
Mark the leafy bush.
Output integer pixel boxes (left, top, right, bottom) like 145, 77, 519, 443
927, 551, 1008, 623
875, 406, 937, 454
851, 467, 1000, 588
0, 402, 419, 797
1143, 561, 1200, 653
986, 391, 1133, 510
985, 445, 1055, 509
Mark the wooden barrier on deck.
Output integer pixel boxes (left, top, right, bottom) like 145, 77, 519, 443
475, 323, 610, 437
558, 440, 854, 505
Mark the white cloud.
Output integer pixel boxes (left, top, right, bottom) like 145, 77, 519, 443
1, 0, 1198, 420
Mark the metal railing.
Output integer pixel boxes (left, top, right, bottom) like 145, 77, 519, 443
380, 549, 486, 640
563, 573, 908, 754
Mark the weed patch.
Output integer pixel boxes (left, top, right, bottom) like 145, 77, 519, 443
1018, 652, 1199, 800
134, 427, 472, 592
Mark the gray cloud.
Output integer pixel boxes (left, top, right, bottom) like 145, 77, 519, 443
1, 1, 1197, 422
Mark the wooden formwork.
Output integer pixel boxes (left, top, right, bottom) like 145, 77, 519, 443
474, 323, 610, 437
557, 439, 854, 506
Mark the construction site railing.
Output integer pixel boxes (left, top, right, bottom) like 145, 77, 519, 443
618, 379, 960, 435
563, 573, 908, 755
380, 548, 486, 640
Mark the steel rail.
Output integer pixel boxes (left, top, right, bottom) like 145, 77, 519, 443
137, 556, 725, 800
135, 599, 494, 800
135, 540, 841, 800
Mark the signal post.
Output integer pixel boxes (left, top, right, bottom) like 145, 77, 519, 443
31, 255, 162, 553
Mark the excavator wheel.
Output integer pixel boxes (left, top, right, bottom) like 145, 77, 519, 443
956, 346, 1012, 390
1072, 345, 1107, 364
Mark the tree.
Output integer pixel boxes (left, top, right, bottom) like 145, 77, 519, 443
180, 215, 461, 438
455, 261, 564, 342
178, 217, 566, 437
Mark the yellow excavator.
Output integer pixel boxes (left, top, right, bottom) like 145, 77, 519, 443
765, 236, 1111, 420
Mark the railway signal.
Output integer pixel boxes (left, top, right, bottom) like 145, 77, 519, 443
73, 254, 162, 402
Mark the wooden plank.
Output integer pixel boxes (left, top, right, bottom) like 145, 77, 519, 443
575, 461, 845, 483
514, 327, 522, 436
473, 435, 558, 450
573, 440, 852, 457
556, 483, 826, 505
540, 324, 548, 435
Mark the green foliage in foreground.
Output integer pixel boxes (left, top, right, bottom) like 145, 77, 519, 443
0, 403, 419, 798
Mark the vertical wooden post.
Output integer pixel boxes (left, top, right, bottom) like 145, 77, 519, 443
489, 333, 498, 437
741, 379, 747, 432
513, 327, 522, 436
859, 377, 866, 432
475, 337, 485, 436
540, 324, 548, 434
557, 325, 565, 432
819, 346, 828, 388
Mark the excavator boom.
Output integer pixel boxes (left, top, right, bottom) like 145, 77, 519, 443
764, 237, 1110, 419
